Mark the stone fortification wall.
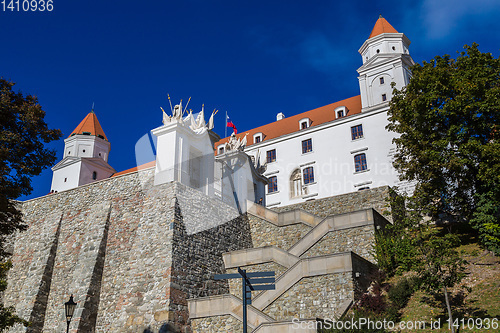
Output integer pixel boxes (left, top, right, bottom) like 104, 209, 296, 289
5, 168, 253, 333
247, 215, 312, 250
191, 314, 243, 333
263, 273, 353, 321
272, 186, 392, 221
169, 183, 253, 331
301, 225, 375, 262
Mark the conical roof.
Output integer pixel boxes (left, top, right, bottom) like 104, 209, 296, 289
68, 111, 108, 140
369, 15, 398, 38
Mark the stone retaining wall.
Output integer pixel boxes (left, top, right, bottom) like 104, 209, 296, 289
6, 169, 253, 333
191, 314, 243, 333
301, 225, 376, 263
273, 186, 392, 221
262, 273, 354, 321
248, 215, 312, 250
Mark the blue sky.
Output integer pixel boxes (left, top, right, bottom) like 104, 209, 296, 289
2, 0, 499, 200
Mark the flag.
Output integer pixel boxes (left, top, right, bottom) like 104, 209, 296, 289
226, 115, 237, 134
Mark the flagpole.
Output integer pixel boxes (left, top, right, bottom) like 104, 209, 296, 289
225, 111, 227, 138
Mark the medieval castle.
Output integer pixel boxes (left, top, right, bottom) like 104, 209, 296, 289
5, 16, 413, 332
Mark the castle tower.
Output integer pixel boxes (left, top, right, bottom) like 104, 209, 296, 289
357, 15, 414, 111
50, 111, 116, 192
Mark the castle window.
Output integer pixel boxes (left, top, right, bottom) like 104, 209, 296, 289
68, 151, 70, 155
92, 171, 97, 180
376, 49, 380, 54
82, 131, 91, 135
354, 153, 367, 172
99, 153, 102, 157
337, 110, 344, 118
64, 178, 67, 182
379, 77, 385, 85
303, 167, 314, 184
268, 176, 278, 193
218, 146, 225, 154
382, 94, 387, 101
392, 46, 396, 51
83, 149, 86, 153
351, 125, 364, 140
302, 139, 312, 154
255, 136, 261, 143
301, 122, 308, 129
266, 149, 276, 163
290, 169, 304, 198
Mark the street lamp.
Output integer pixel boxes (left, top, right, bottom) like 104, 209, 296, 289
64, 295, 77, 333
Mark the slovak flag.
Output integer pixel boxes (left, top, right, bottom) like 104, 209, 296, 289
227, 115, 237, 134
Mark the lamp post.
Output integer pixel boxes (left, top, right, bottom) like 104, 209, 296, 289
64, 295, 77, 333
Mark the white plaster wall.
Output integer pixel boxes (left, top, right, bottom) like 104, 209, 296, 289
78, 161, 115, 186
63, 136, 110, 162
51, 163, 81, 192
153, 123, 215, 196
244, 108, 399, 207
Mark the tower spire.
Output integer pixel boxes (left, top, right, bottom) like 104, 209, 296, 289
369, 15, 398, 38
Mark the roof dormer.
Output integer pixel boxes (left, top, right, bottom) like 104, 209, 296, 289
299, 118, 311, 130
334, 106, 349, 119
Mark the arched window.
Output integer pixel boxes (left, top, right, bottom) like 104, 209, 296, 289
92, 171, 97, 180
290, 169, 303, 198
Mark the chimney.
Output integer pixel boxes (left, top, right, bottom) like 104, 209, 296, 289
276, 112, 285, 121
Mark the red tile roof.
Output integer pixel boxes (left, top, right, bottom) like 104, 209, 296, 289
111, 160, 156, 177
69, 112, 108, 140
215, 95, 362, 153
369, 16, 398, 38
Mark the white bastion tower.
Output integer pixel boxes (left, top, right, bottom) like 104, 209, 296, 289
50, 111, 116, 192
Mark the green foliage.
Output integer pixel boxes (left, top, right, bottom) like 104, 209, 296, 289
414, 226, 467, 292
375, 191, 419, 276
388, 277, 416, 309
471, 189, 500, 254
387, 43, 500, 253
374, 222, 417, 276
0, 78, 62, 330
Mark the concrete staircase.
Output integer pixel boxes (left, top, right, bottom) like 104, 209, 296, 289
189, 201, 385, 332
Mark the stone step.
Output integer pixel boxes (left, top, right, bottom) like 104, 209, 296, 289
247, 200, 323, 227
223, 246, 300, 270
188, 294, 275, 330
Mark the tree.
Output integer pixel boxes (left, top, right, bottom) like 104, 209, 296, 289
387, 43, 500, 254
0, 78, 62, 329
413, 225, 466, 333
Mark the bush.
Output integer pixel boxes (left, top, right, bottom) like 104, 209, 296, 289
388, 277, 415, 309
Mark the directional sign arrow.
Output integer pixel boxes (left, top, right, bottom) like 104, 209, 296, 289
247, 277, 275, 284
246, 284, 276, 291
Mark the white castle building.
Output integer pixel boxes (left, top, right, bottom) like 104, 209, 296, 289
50, 16, 414, 208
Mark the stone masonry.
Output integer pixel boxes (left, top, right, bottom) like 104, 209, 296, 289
189, 189, 390, 332
5, 167, 252, 333
5, 165, 390, 332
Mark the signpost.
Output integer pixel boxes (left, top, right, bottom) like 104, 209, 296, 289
214, 268, 275, 333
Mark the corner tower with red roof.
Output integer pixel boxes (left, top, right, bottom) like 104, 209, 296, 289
50, 110, 116, 192
357, 15, 414, 110
213, 16, 416, 207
